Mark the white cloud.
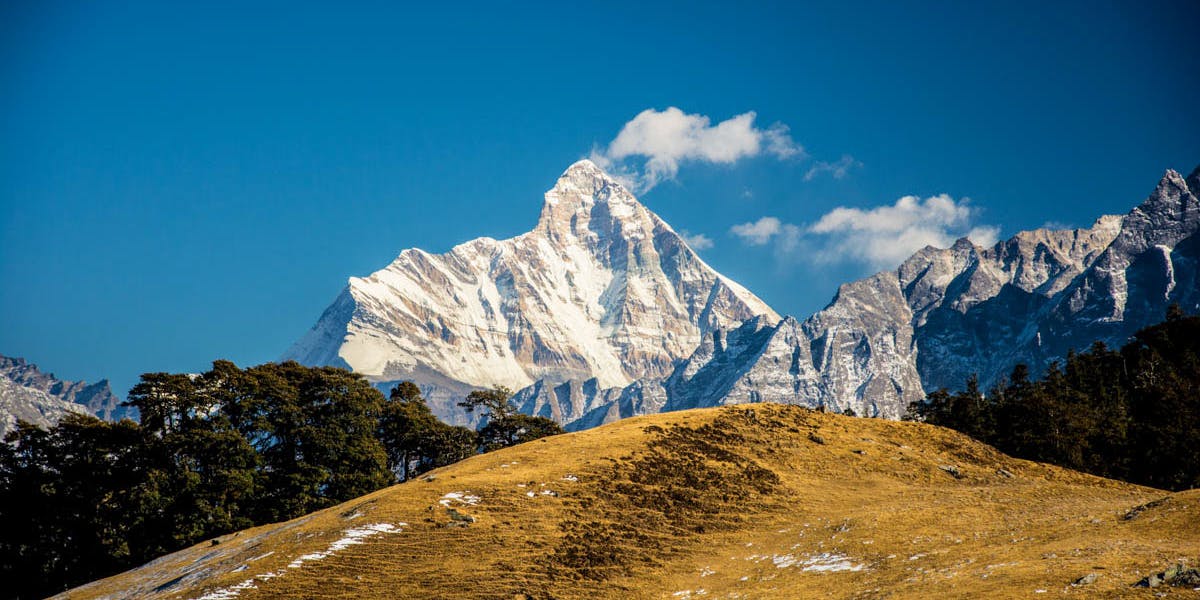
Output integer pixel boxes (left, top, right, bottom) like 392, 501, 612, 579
730, 217, 783, 246
966, 225, 1001, 247
734, 195, 999, 270
804, 154, 861, 181
591, 107, 804, 193
679, 230, 714, 251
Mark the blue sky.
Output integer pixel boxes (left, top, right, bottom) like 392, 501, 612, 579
2, 1, 1198, 397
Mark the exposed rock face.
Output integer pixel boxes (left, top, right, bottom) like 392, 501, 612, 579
0, 355, 129, 436
517, 166, 1200, 430
904, 216, 1124, 393
284, 160, 779, 424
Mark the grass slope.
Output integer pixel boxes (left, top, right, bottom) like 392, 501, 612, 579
58, 404, 1199, 599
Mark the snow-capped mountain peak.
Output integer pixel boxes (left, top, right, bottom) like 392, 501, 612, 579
284, 160, 779, 424
537, 158, 665, 246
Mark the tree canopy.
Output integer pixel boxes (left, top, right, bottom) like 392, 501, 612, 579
910, 310, 1200, 491
459, 385, 565, 452
0, 362, 560, 599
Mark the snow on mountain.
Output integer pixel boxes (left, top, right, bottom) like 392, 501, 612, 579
284, 160, 779, 424
517, 166, 1200, 429
287, 160, 1199, 430
0, 355, 129, 436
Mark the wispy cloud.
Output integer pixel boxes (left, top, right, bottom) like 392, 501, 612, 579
730, 217, 783, 246
732, 195, 999, 270
679, 230, 714, 251
804, 154, 861, 181
591, 107, 805, 192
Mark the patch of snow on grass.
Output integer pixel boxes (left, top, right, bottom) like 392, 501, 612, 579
286, 523, 406, 570
438, 492, 480, 507
196, 579, 258, 600
562, 474, 579, 482
799, 553, 865, 573
770, 552, 865, 573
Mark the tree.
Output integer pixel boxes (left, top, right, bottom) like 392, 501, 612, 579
380, 382, 475, 480
253, 362, 392, 520
910, 315, 1200, 492
460, 386, 564, 451
459, 386, 518, 421
477, 412, 564, 452
0, 415, 153, 598
0, 360, 491, 600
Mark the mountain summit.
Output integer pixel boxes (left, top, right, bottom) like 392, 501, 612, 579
283, 160, 779, 423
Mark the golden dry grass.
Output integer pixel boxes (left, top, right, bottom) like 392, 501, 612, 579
57, 404, 1200, 599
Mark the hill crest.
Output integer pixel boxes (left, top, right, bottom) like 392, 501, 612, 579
61, 404, 1200, 599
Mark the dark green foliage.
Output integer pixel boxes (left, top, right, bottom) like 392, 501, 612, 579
460, 385, 564, 451
911, 313, 1200, 491
477, 412, 565, 452
380, 383, 475, 480
0, 364, 574, 598
459, 385, 518, 420
0, 415, 151, 599
0, 362, 487, 599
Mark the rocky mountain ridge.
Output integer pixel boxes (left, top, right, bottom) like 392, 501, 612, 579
0, 355, 129, 435
516, 166, 1200, 428
289, 161, 1200, 429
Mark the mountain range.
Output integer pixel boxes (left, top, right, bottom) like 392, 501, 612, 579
288, 161, 1200, 430
0, 355, 128, 436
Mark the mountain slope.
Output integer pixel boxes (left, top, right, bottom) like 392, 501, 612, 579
283, 160, 778, 424
0, 355, 128, 435
61, 404, 1199, 599
525, 166, 1200, 427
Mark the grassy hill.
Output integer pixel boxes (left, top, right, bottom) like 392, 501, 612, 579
58, 404, 1199, 599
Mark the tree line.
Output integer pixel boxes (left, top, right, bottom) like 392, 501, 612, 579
909, 308, 1200, 492
0, 360, 561, 599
